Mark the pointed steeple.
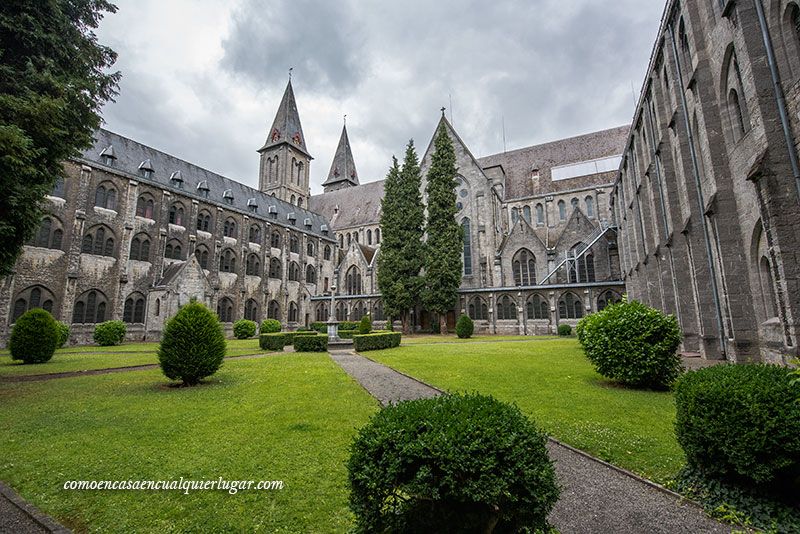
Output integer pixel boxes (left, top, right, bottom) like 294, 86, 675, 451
258, 79, 311, 158
322, 123, 360, 192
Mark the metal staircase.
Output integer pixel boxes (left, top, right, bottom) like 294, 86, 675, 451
538, 220, 616, 285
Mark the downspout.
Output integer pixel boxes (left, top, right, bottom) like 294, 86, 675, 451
753, 0, 800, 202
667, 22, 727, 358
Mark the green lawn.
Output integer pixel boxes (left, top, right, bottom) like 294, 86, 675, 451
369, 337, 683, 484
401, 334, 554, 345
0, 354, 378, 532
0, 339, 271, 377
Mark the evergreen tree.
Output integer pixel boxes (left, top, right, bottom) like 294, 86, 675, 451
423, 122, 463, 334
0, 0, 120, 276
376, 140, 426, 333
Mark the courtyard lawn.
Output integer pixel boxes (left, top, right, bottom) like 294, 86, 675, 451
0, 354, 377, 532
401, 334, 553, 345
369, 337, 683, 484
0, 338, 270, 377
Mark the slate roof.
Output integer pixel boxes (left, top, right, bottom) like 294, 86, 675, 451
257, 80, 311, 158
308, 179, 385, 230
80, 129, 334, 240
322, 124, 359, 187
478, 126, 629, 200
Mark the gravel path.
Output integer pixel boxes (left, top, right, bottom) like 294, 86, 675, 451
329, 350, 730, 534
0, 482, 69, 533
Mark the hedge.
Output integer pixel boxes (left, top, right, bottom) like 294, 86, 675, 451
259, 331, 318, 351
557, 324, 572, 336
674, 364, 800, 486
233, 319, 257, 339
348, 393, 559, 532
353, 332, 402, 352
260, 319, 281, 334
9, 308, 59, 364
56, 321, 70, 348
293, 334, 328, 352
93, 320, 127, 346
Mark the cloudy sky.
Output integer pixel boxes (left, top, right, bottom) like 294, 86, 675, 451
95, 0, 665, 195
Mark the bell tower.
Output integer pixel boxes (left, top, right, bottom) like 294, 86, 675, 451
258, 79, 313, 208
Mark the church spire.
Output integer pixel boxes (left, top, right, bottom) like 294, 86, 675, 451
258, 79, 311, 158
322, 121, 360, 192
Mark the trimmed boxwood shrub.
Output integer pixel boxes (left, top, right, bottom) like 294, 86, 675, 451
353, 332, 401, 352
293, 334, 328, 352
259, 331, 317, 351
9, 309, 59, 364
158, 301, 226, 386
557, 324, 572, 336
358, 314, 372, 335
233, 319, 257, 339
337, 329, 358, 340
260, 319, 281, 334
576, 299, 682, 389
674, 364, 800, 486
56, 321, 70, 348
348, 393, 559, 533
456, 314, 474, 339
93, 320, 127, 346
340, 321, 358, 331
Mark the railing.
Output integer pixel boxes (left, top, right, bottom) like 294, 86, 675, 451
538, 221, 616, 285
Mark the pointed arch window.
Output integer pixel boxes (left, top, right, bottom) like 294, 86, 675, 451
468, 297, 489, 320
462, 218, 473, 276
315, 304, 329, 323
72, 290, 108, 324
307, 242, 315, 256
249, 224, 261, 244
558, 200, 566, 221
271, 231, 282, 249
375, 229, 381, 243
512, 249, 536, 286
269, 257, 282, 279
164, 240, 183, 260
82, 225, 115, 257
324, 245, 332, 260
169, 203, 185, 226
496, 295, 516, 320
585, 196, 595, 218
196, 211, 212, 232
367, 229, 373, 245
29, 216, 64, 250
597, 290, 622, 312
372, 301, 384, 321
558, 292, 583, 319
123, 293, 146, 323
130, 234, 151, 261
219, 249, 237, 273
245, 299, 259, 322
288, 302, 299, 323
511, 207, 519, 225
289, 235, 300, 253
288, 261, 301, 281
522, 206, 532, 223
11, 286, 55, 323
223, 218, 237, 238
346, 266, 362, 295
527, 294, 549, 320
217, 297, 234, 323
267, 300, 281, 320
306, 264, 317, 284
94, 183, 117, 210
136, 195, 155, 219
246, 254, 261, 276
569, 243, 595, 283
194, 246, 209, 269
536, 204, 544, 225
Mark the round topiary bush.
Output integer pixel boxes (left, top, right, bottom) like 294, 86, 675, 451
557, 323, 572, 336
93, 320, 127, 346
233, 319, 257, 339
576, 299, 682, 389
456, 314, 474, 339
55, 321, 70, 348
358, 314, 372, 335
260, 319, 281, 334
158, 301, 227, 386
674, 364, 800, 487
9, 309, 59, 364
348, 393, 559, 533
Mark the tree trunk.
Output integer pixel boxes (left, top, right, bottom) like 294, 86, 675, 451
402, 310, 411, 335
439, 314, 448, 336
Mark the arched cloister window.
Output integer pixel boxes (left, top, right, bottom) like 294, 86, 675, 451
558, 292, 583, 319
123, 293, 146, 323
249, 224, 261, 244
288, 302, 299, 323
462, 218, 473, 275
496, 295, 516, 320
324, 245, 332, 260
130, 233, 151, 261
223, 218, 237, 238
267, 300, 281, 320
289, 235, 299, 253
29, 216, 64, 250
306, 264, 317, 284
169, 203, 185, 226
351, 302, 366, 322
11, 286, 55, 323
468, 297, 488, 320
245, 299, 259, 322
196, 210, 212, 232
271, 231, 282, 249
82, 225, 115, 257
194, 245, 209, 269
346, 266, 362, 295
558, 200, 566, 221
536, 203, 544, 225
94, 182, 117, 210
585, 196, 595, 218
315, 304, 329, 323
336, 302, 347, 321
219, 249, 237, 273
217, 297, 234, 323
288, 261, 301, 282
164, 240, 183, 260
136, 194, 155, 219
512, 249, 536, 286
527, 294, 549, 320
307, 242, 315, 256
372, 301, 384, 321
597, 290, 622, 312
246, 254, 260, 276
72, 289, 108, 324
367, 229, 373, 245
269, 258, 282, 279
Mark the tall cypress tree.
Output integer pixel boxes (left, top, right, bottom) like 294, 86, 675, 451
423, 122, 463, 335
377, 140, 426, 333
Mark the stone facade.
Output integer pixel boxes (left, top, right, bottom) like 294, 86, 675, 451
614, 0, 800, 363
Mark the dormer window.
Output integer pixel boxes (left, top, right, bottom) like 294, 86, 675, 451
320, 224, 329, 236
99, 145, 116, 167
268, 205, 278, 220
197, 180, 210, 199
247, 198, 258, 213
170, 171, 184, 189
138, 159, 154, 179
287, 212, 297, 225
223, 189, 234, 205
531, 167, 540, 180
304, 217, 312, 228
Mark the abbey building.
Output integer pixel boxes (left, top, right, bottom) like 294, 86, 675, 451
2, 0, 799, 364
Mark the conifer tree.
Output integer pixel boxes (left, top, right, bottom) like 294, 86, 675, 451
377, 140, 426, 333
423, 122, 463, 334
